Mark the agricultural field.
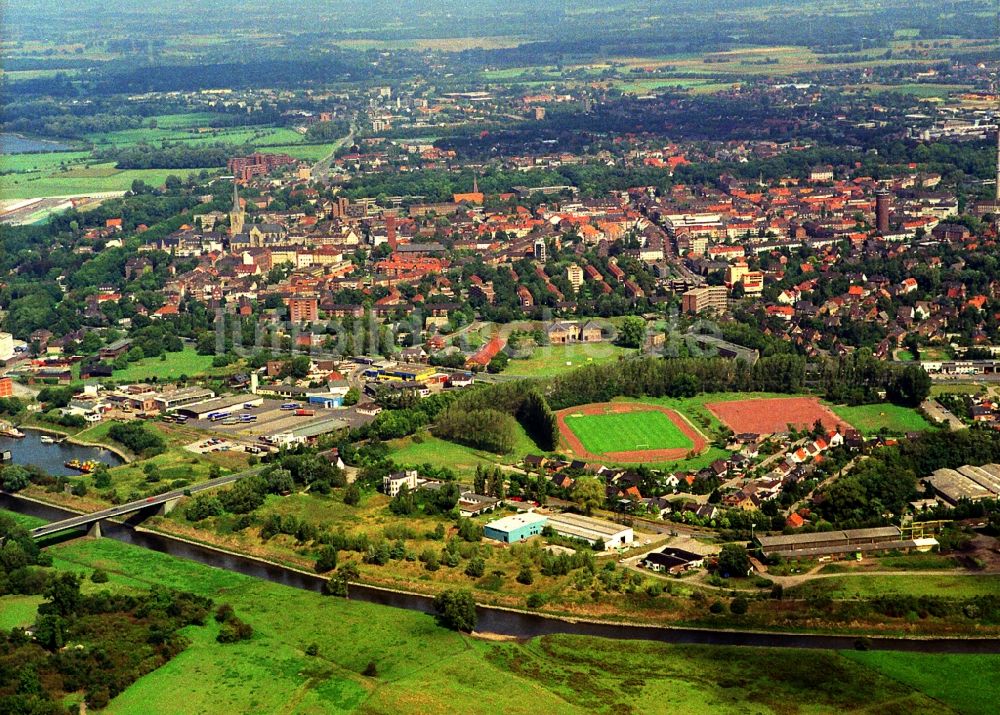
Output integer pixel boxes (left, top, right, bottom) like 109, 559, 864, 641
705, 396, 851, 435
503, 343, 632, 378
0, 112, 340, 199
556, 402, 707, 463
0, 150, 92, 175
2, 532, 977, 714
614, 78, 724, 94
84, 124, 308, 149
829, 403, 934, 436
864, 83, 973, 99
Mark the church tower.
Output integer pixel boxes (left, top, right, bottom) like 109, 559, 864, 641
229, 182, 245, 236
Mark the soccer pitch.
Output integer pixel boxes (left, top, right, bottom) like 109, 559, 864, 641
564, 410, 694, 455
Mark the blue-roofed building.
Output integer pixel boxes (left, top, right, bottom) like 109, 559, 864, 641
483, 513, 548, 544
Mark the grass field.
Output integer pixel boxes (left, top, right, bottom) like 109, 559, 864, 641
564, 409, 693, 455
6, 531, 976, 714
262, 142, 336, 160
104, 346, 217, 382
0, 594, 44, 630
504, 343, 632, 378
788, 574, 1000, 600
843, 651, 1000, 715
0, 165, 202, 199
389, 419, 542, 474
0, 150, 92, 174
931, 383, 985, 397
388, 434, 505, 474
829, 403, 935, 436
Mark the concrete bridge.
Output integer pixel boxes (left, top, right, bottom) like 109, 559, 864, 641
29, 466, 264, 539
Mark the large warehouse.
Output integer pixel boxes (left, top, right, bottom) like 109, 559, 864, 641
756, 526, 928, 559
546, 512, 633, 551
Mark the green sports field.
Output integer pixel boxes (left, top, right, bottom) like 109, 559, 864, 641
564, 409, 693, 454
829, 403, 934, 436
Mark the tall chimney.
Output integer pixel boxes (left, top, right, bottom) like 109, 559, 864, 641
386, 214, 397, 250
875, 190, 890, 234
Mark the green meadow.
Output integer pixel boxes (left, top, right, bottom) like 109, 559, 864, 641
0, 530, 981, 714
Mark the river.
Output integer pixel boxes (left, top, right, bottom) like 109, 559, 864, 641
0, 430, 124, 475
2, 493, 998, 653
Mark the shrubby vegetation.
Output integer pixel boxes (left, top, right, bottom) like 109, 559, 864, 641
0, 515, 212, 711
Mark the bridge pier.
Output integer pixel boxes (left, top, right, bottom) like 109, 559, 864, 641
88, 520, 102, 539
157, 498, 179, 517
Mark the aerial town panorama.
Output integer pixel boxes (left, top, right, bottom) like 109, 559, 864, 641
1, 0, 1000, 712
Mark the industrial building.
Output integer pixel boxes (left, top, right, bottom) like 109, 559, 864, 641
174, 395, 265, 420
756, 526, 923, 559
546, 512, 634, 550
923, 464, 1000, 505
484, 513, 548, 544
153, 387, 217, 412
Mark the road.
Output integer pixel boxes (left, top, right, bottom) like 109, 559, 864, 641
310, 122, 356, 179
29, 465, 265, 538
921, 398, 965, 430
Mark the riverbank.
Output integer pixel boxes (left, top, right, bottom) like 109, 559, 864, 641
20, 424, 134, 463
26, 532, 994, 715
5, 492, 1000, 653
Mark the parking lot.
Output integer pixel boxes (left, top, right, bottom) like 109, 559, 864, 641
185, 398, 375, 442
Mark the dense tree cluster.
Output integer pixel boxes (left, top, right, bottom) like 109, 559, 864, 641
96, 142, 242, 170
107, 422, 166, 457
546, 355, 805, 410
820, 349, 931, 407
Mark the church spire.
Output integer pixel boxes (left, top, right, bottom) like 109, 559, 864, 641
229, 181, 245, 237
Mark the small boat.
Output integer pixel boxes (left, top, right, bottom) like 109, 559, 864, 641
40, 435, 55, 444
65, 459, 103, 473
0, 427, 25, 439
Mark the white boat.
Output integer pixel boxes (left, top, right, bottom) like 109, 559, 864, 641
40, 435, 55, 444
0, 427, 25, 439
